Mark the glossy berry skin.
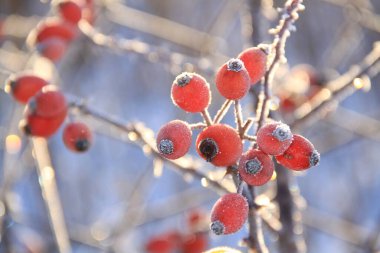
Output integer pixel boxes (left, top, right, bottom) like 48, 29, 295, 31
37, 38, 67, 62
57, 1, 82, 24
171, 72, 211, 113
5, 73, 47, 104
181, 233, 208, 253
28, 85, 67, 118
238, 47, 267, 86
257, 122, 293, 156
238, 149, 274, 186
63, 122, 92, 152
31, 18, 77, 46
196, 124, 242, 167
276, 134, 320, 171
210, 193, 248, 235
156, 120, 192, 159
21, 110, 67, 137
215, 59, 250, 99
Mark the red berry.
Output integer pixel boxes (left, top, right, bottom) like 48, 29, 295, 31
5, 73, 47, 104
63, 122, 92, 152
181, 233, 208, 253
187, 209, 206, 231
145, 232, 179, 253
21, 110, 67, 137
210, 193, 248, 235
257, 122, 293, 156
37, 38, 68, 62
238, 47, 267, 85
171, 72, 211, 113
156, 120, 192, 159
57, 1, 82, 24
238, 149, 274, 186
275, 134, 320, 171
215, 58, 250, 100
196, 124, 242, 167
30, 18, 77, 46
27, 85, 67, 118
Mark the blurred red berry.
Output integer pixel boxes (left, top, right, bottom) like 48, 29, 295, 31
187, 209, 206, 231
180, 233, 208, 253
238, 149, 274, 186
30, 18, 77, 46
275, 134, 320, 171
37, 38, 68, 62
196, 124, 242, 167
171, 72, 211, 113
27, 85, 67, 118
156, 120, 192, 159
145, 232, 179, 253
21, 110, 67, 138
238, 47, 267, 86
57, 0, 82, 24
215, 58, 250, 100
257, 122, 293, 156
210, 193, 248, 235
5, 73, 47, 104
63, 122, 92, 152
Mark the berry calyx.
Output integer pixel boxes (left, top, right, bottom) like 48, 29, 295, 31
238, 47, 267, 85
5, 73, 48, 104
27, 85, 67, 118
275, 134, 320, 171
210, 193, 248, 235
238, 149, 274, 186
63, 122, 93, 152
196, 124, 242, 167
156, 120, 192, 159
171, 72, 211, 113
215, 58, 250, 99
257, 122, 293, 155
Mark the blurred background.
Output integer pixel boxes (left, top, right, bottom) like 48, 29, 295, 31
0, 0, 380, 252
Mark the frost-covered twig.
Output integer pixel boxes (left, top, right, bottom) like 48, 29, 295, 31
213, 100, 233, 124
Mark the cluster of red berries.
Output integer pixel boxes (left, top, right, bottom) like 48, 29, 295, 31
5, 72, 92, 153
156, 46, 320, 236
145, 210, 208, 253
27, 0, 94, 62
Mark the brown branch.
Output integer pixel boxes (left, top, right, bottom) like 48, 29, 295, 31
201, 109, 213, 126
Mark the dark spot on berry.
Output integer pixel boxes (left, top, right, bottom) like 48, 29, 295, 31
159, 139, 174, 155
22, 123, 31, 135
210, 220, 225, 235
309, 150, 320, 167
176, 73, 192, 87
284, 153, 293, 160
245, 157, 262, 175
227, 58, 244, 72
75, 139, 90, 152
6, 80, 17, 93
199, 138, 219, 162
272, 124, 292, 142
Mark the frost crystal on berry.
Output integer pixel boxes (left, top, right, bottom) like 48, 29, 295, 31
175, 73, 192, 87
159, 139, 174, 155
272, 124, 292, 142
75, 139, 90, 152
227, 59, 244, 72
210, 220, 225, 235
199, 138, 219, 162
245, 157, 263, 175
309, 150, 320, 167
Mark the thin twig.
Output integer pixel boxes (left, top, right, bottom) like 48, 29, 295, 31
201, 109, 213, 126
234, 100, 244, 137
190, 122, 207, 130
213, 99, 233, 124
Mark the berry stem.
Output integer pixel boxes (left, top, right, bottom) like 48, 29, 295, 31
201, 109, 213, 126
190, 122, 207, 130
234, 100, 244, 138
213, 99, 233, 124
242, 118, 254, 136
243, 134, 257, 142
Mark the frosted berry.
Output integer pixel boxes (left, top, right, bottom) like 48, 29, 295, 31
238, 47, 267, 85
215, 58, 250, 99
257, 122, 293, 155
156, 120, 192, 159
57, 0, 82, 24
181, 233, 208, 253
238, 149, 274, 186
196, 124, 242, 167
37, 38, 68, 62
21, 110, 67, 137
210, 193, 248, 235
171, 72, 211, 113
5, 73, 47, 104
27, 85, 67, 118
63, 122, 92, 152
275, 134, 320, 171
